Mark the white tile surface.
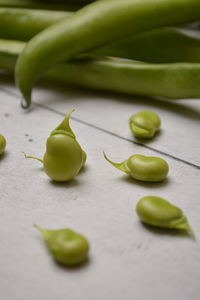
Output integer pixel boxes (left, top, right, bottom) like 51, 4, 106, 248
1, 75, 200, 166
0, 80, 200, 300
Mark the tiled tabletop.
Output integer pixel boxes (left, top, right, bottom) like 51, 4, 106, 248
0, 76, 200, 300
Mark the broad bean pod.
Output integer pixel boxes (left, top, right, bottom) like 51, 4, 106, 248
0, 0, 81, 10
35, 224, 89, 266
2, 41, 200, 99
0, 8, 71, 41
2, 7, 200, 63
15, 0, 200, 108
136, 196, 194, 237
0, 134, 6, 155
104, 153, 169, 182
24, 109, 86, 182
3, 8, 200, 64
2, 8, 200, 63
41, 0, 93, 3
129, 111, 161, 139
0, 39, 23, 72
94, 27, 200, 63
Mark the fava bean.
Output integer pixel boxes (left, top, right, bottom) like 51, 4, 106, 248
104, 153, 169, 182
129, 111, 161, 139
136, 196, 194, 237
0, 134, 6, 155
35, 224, 89, 265
24, 109, 86, 182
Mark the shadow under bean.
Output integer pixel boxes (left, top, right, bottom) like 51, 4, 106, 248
140, 222, 194, 239
53, 256, 91, 272
121, 175, 170, 188
0, 151, 7, 160
49, 178, 83, 189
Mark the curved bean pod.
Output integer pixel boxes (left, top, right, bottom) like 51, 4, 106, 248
15, 0, 200, 108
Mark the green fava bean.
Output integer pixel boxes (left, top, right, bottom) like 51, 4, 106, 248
35, 225, 89, 266
129, 111, 161, 139
24, 109, 86, 181
136, 196, 194, 237
0, 134, 6, 155
104, 153, 168, 182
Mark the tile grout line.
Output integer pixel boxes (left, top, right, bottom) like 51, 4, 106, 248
1, 85, 200, 170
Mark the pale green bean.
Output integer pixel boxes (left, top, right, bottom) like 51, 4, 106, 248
24, 110, 86, 182
104, 153, 169, 182
35, 224, 89, 265
129, 111, 161, 139
136, 196, 194, 237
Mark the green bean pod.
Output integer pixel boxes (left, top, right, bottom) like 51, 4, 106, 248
48, 58, 200, 99
94, 27, 200, 63
129, 111, 161, 139
35, 224, 90, 266
136, 196, 194, 237
41, 0, 93, 3
0, 39, 24, 72
104, 153, 169, 182
15, 0, 200, 108
0, 8, 71, 41
2, 41, 200, 99
0, 134, 6, 155
0, 0, 81, 10
24, 109, 86, 182
1, 8, 200, 63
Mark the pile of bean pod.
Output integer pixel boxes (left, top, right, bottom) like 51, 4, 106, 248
0, 0, 198, 266
0, 0, 200, 106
